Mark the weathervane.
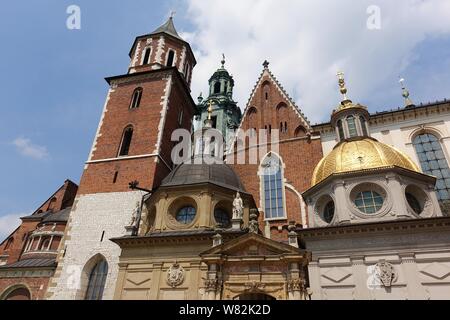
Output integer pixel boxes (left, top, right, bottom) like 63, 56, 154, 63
170, 10, 176, 19
221, 54, 226, 68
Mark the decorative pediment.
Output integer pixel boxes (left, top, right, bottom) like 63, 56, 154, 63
322, 267, 352, 283
126, 273, 151, 287
420, 262, 450, 280
201, 232, 304, 258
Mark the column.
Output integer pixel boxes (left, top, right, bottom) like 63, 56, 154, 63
334, 181, 351, 224
386, 173, 409, 218
47, 235, 54, 251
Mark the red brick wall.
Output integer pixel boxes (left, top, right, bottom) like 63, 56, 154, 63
231, 72, 324, 239
0, 180, 77, 264
78, 70, 195, 195
0, 277, 50, 300
130, 35, 195, 86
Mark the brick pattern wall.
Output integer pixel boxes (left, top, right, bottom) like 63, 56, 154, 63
231, 71, 323, 239
0, 276, 50, 300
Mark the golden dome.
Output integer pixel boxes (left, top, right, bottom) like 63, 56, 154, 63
312, 138, 420, 186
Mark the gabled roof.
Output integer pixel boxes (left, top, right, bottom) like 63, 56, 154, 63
230, 64, 312, 149
201, 232, 304, 256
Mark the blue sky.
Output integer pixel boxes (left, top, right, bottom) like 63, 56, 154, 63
1, 0, 450, 239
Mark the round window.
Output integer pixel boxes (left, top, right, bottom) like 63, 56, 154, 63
214, 208, 230, 227
323, 201, 335, 223
354, 191, 384, 214
406, 193, 423, 215
176, 206, 196, 224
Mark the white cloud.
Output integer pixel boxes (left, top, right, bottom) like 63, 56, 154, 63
0, 213, 24, 241
183, 0, 450, 123
13, 137, 49, 160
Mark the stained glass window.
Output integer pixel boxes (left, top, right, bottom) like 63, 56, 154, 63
85, 259, 108, 300
413, 133, 450, 201
354, 191, 384, 214
176, 206, 196, 224
261, 154, 285, 219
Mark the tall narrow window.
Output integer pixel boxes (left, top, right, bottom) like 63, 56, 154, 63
413, 133, 450, 201
347, 116, 358, 138
130, 88, 142, 109
360, 116, 368, 136
261, 154, 285, 219
337, 120, 345, 140
84, 259, 108, 300
167, 50, 175, 67
178, 109, 184, 125
142, 47, 151, 65
284, 122, 288, 133
214, 82, 221, 94
119, 126, 133, 156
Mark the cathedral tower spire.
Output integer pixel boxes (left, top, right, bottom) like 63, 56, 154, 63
195, 55, 242, 151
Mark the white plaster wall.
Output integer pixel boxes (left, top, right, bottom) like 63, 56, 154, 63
309, 249, 450, 300
48, 191, 144, 300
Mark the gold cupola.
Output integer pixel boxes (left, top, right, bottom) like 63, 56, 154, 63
311, 72, 420, 186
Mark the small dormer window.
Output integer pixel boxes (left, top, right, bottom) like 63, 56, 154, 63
167, 50, 175, 67
143, 48, 151, 65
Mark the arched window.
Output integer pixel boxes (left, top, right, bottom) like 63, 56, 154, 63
118, 126, 133, 156
214, 208, 230, 228
347, 116, 358, 138
84, 259, 108, 300
166, 50, 175, 67
359, 116, 368, 136
130, 88, 142, 109
294, 126, 306, 137
284, 122, 288, 133
337, 120, 345, 140
413, 133, 450, 201
142, 47, 151, 65
214, 82, 221, 94
261, 153, 285, 219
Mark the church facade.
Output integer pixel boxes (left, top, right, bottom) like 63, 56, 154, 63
1, 16, 450, 300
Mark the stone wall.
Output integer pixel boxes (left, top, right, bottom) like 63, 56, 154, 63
46, 191, 144, 300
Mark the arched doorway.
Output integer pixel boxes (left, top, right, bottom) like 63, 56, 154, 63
1, 286, 31, 300
234, 293, 276, 300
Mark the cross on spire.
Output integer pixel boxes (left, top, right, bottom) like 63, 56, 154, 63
170, 10, 176, 18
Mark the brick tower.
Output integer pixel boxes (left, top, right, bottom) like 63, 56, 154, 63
47, 17, 196, 300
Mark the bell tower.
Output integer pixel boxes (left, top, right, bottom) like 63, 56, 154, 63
195, 55, 242, 151
47, 17, 197, 300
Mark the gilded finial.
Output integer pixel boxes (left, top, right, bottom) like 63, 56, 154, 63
221, 54, 226, 68
399, 77, 414, 108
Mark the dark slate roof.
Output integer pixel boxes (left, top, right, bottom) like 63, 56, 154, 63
161, 161, 246, 192
150, 17, 183, 41
0, 258, 56, 269
21, 210, 51, 220
42, 207, 71, 223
